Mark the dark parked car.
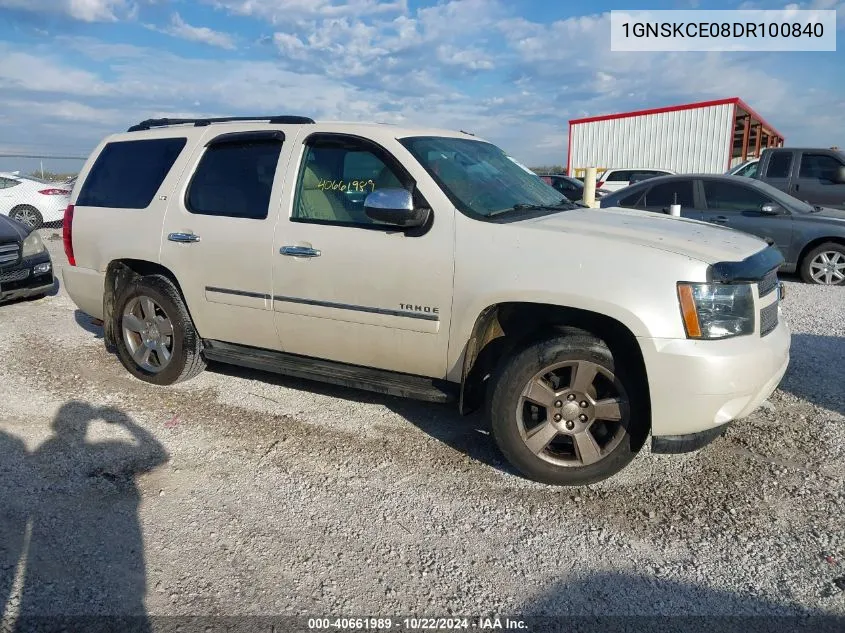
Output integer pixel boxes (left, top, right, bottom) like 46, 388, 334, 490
539, 174, 610, 202
600, 174, 845, 285
754, 148, 845, 210
0, 215, 55, 302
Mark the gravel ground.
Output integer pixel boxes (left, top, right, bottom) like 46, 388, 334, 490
1, 229, 844, 630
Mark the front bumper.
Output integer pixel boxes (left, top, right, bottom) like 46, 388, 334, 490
640, 317, 790, 447
0, 253, 56, 302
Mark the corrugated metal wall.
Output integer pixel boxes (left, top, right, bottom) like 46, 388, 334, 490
569, 103, 734, 176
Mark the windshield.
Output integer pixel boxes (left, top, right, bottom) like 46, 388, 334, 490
399, 136, 572, 218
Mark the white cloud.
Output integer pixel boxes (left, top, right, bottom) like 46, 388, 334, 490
0, 1, 843, 166
0, 0, 129, 21
158, 13, 237, 49
212, 0, 406, 23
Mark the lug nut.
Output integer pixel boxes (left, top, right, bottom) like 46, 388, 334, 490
554, 413, 562, 422
567, 394, 576, 401
579, 414, 588, 422
554, 400, 563, 408
565, 420, 575, 430
580, 401, 588, 408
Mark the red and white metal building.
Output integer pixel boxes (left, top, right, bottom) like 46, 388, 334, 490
566, 97, 784, 178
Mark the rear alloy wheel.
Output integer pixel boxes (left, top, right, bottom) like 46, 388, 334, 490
10, 206, 43, 230
488, 332, 647, 486
801, 242, 845, 286
122, 295, 175, 374
113, 274, 206, 385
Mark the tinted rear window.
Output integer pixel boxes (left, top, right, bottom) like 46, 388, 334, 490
77, 138, 187, 209
765, 152, 792, 179
186, 141, 282, 220
645, 181, 695, 207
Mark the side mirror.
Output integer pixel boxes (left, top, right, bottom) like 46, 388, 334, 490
364, 188, 429, 228
834, 165, 845, 184
760, 203, 782, 215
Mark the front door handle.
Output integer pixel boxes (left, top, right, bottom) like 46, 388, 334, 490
280, 245, 321, 258
168, 232, 201, 243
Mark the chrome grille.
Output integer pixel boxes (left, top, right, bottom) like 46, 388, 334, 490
757, 269, 779, 298
0, 242, 19, 266
760, 302, 779, 337
0, 268, 29, 283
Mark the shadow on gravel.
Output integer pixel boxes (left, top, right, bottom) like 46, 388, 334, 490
74, 309, 104, 339
779, 333, 845, 417
207, 362, 519, 477
523, 571, 845, 632
0, 401, 167, 632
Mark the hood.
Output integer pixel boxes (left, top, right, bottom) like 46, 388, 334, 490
808, 207, 845, 221
0, 215, 28, 243
521, 206, 768, 264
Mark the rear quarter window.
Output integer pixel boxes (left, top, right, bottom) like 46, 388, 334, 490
77, 138, 187, 209
605, 170, 631, 182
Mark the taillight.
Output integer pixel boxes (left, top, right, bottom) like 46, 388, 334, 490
63, 204, 75, 266
39, 188, 70, 195
596, 181, 605, 188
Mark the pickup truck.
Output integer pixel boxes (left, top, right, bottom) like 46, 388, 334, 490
755, 147, 845, 210
62, 115, 791, 486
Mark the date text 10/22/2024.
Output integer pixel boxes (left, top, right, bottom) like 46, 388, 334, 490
307, 617, 528, 630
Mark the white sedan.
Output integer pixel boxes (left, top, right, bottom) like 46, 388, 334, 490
0, 172, 71, 228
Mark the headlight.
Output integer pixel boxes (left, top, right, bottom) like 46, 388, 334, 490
677, 282, 755, 339
21, 231, 46, 258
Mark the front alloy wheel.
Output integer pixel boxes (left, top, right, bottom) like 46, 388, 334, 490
808, 250, 845, 285
488, 332, 647, 486
517, 360, 628, 467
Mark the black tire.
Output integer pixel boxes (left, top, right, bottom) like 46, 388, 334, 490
487, 331, 648, 486
112, 274, 206, 385
10, 206, 43, 230
800, 242, 845, 285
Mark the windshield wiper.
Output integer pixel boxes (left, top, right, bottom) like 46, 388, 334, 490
489, 201, 576, 217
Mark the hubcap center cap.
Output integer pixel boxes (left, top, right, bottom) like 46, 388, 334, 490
561, 402, 580, 420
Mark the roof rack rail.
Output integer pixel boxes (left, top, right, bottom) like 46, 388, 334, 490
127, 115, 315, 132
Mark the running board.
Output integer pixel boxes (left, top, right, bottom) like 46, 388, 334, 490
203, 340, 458, 404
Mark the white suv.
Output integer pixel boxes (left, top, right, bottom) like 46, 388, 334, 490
62, 116, 790, 486
597, 168, 676, 192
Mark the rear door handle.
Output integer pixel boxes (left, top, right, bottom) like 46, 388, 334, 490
280, 245, 321, 258
168, 232, 201, 243
712, 216, 729, 225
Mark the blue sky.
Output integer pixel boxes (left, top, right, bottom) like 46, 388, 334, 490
0, 0, 842, 174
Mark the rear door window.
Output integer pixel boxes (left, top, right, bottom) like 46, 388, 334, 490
186, 137, 283, 220
765, 152, 793, 178
605, 170, 631, 182
644, 181, 695, 208
616, 190, 644, 207
77, 138, 187, 208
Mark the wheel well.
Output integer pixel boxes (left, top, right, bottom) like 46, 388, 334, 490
103, 259, 187, 349
460, 303, 650, 422
797, 236, 845, 268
